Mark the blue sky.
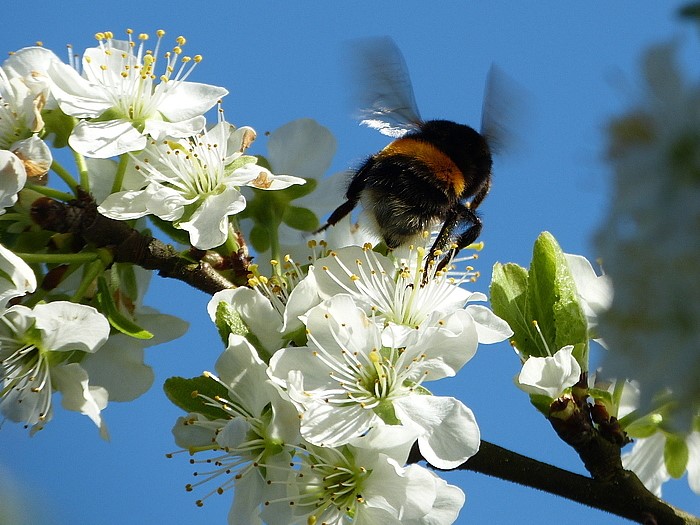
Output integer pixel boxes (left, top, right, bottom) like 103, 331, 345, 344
1, 2, 699, 524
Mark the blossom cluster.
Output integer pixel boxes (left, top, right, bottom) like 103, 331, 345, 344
170, 242, 513, 524
0, 29, 305, 436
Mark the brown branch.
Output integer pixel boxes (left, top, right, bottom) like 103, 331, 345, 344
30, 192, 235, 295
409, 440, 698, 525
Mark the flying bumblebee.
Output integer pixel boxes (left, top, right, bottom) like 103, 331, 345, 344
317, 37, 513, 273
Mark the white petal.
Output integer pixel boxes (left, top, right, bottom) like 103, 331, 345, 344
401, 310, 479, 381
0, 243, 36, 309
394, 395, 480, 469
234, 164, 306, 190
33, 302, 109, 353
172, 413, 218, 449
47, 60, 112, 117
300, 401, 377, 447
98, 189, 153, 220
402, 473, 465, 525
466, 304, 514, 343
281, 275, 321, 333
143, 115, 206, 141
10, 135, 52, 177
79, 337, 154, 402
215, 335, 274, 415
517, 346, 581, 398
180, 190, 246, 249
155, 81, 228, 121
51, 363, 109, 440
364, 456, 434, 519
208, 288, 283, 355
266, 118, 337, 179
228, 465, 265, 525
0, 151, 27, 211
687, 432, 700, 495
305, 294, 375, 358
622, 433, 670, 497
69, 119, 147, 158
216, 417, 250, 449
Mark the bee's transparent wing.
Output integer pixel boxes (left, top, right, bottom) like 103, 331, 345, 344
480, 64, 525, 155
351, 37, 423, 137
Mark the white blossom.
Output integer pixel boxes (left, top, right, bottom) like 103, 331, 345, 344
0, 302, 110, 436
261, 426, 465, 525
516, 345, 581, 399
47, 30, 228, 158
269, 293, 481, 469
172, 336, 298, 524
99, 121, 305, 249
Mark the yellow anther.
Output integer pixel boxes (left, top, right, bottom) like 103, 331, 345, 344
105, 31, 114, 39
156, 29, 166, 37
139, 33, 149, 41
95, 32, 105, 40
173, 46, 182, 55
194, 55, 203, 63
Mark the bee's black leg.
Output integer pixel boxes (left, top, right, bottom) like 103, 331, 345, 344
424, 205, 481, 279
314, 199, 357, 234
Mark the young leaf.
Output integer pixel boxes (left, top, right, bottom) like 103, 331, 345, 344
665, 434, 690, 479
163, 376, 230, 420
95, 276, 153, 340
490, 261, 541, 358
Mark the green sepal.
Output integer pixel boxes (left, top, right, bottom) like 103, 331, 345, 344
226, 154, 260, 174
41, 108, 74, 149
623, 413, 664, 438
283, 325, 308, 347
95, 275, 153, 340
529, 393, 554, 416
664, 433, 689, 478
283, 205, 319, 232
587, 388, 615, 412
148, 216, 192, 247
375, 400, 401, 425
163, 375, 230, 420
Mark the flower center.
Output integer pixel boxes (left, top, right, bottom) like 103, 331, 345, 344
295, 447, 368, 522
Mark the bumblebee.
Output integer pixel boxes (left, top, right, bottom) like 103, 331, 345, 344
318, 37, 511, 273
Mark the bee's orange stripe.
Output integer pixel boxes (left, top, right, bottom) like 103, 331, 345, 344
378, 137, 465, 196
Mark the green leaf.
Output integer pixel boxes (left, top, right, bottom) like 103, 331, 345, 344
95, 276, 153, 339
214, 301, 271, 361
528, 232, 560, 354
490, 262, 542, 357
530, 232, 589, 363
163, 376, 230, 420
283, 205, 319, 231
214, 301, 249, 345
278, 176, 317, 200
664, 434, 689, 478
249, 223, 271, 253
